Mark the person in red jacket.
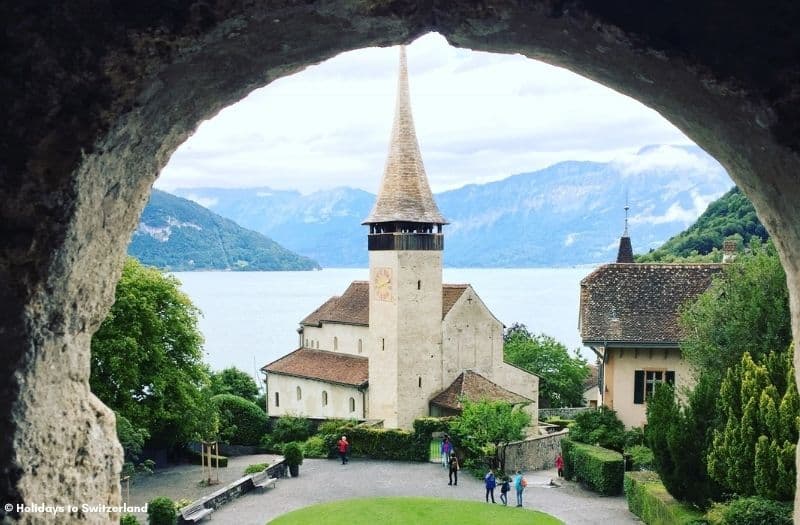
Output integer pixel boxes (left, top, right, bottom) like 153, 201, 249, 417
338, 436, 349, 465
555, 453, 564, 478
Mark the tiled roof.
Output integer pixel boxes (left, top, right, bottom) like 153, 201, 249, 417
363, 47, 446, 226
301, 281, 468, 327
580, 263, 723, 345
261, 348, 368, 387
301, 281, 370, 327
442, 284, 469, 319
430, 371, 532, 411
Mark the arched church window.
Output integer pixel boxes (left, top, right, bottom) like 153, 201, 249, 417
418, 376, 422, 388
381, 338, 385, 351
358, 339, 363, 354
322, 391, 328, 406
316, 341, 319, 349
296, 386, 302, 400
334, 337, 338, 351
349, 397, 356, 413
274, 392, 280, 407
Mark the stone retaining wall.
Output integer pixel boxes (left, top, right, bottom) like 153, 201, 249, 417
500, 430, 569, 473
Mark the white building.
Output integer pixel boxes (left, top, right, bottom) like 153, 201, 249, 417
262, 47, 538, 430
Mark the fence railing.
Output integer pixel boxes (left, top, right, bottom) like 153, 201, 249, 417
538, 406, 595, 420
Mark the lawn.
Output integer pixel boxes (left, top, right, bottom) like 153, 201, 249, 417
268, 497, 563, 525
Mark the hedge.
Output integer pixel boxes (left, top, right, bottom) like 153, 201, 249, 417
319, 417, 452, 462
561, 438, 624, 495
624, 471, 707, 525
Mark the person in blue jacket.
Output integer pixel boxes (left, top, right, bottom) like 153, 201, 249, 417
513, 470, 526, 507
484, 468, 496, 503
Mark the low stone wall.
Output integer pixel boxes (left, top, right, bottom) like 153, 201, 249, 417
501, 429, 569, 473
539, 407, 594, 420
178, 457, 285, 524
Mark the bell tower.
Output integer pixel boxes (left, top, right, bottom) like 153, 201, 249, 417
363, 47, 447, 429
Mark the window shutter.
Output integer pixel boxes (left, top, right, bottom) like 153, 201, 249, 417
666, 371, 675, 386
633, 370, 644, 404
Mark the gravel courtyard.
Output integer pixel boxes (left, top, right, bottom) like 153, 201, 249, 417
155, 457, 641, 525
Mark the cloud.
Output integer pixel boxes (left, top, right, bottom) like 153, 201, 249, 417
612, 145, 717, 177
156, 33, 697, 194
631, 190, 716, 226
564, 233, 578, 246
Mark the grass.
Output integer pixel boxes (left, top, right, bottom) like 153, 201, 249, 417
268, 497, 563, 525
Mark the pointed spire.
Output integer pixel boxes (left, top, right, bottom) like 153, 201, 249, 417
616, 199, 634, 263
363, 46, 447, 225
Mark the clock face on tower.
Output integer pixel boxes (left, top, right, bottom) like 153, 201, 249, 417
374, 267, 393, 302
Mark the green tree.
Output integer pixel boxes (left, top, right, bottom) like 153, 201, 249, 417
503, 325, 589, 407
645, 379, 722, 508
211, 394, 268, 445
707, 351, 797, 501
91, 258, 210, 448
636, 186, 769, 262
569, 407, 626, 451
209, 367, 260, 403
680, 241, 791, 387
448, 398, 531, 472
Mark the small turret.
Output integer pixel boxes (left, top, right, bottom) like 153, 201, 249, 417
616, 202, 634, 263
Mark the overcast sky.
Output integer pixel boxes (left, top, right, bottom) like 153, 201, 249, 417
156, 32, 695, 195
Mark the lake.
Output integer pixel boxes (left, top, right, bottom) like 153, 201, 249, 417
174, 267, 595, 377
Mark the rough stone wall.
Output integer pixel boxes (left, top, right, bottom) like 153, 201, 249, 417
2, 1, 800, 522
502, 429, 569, 473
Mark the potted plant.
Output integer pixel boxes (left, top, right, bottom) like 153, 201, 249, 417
283, 441, 304, 477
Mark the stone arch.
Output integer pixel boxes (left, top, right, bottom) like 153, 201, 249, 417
3, 2, 800, 522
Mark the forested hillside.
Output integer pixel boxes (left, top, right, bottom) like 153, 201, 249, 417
129, 190, 321, 271
636, 187, 769, 262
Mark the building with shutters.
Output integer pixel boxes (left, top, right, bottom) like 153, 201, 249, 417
578, 219, 725, 428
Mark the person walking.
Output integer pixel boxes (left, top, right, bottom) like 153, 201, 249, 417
499, 476, 510, 506
337, 435, 349, 465
555, 453, 564, 478
440, 436, 452, 468
513, 470, 526, 507
448, 451, 459, 486
484, 468, 496, 503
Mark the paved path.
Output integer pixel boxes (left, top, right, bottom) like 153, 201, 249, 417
204, 458, 640, 525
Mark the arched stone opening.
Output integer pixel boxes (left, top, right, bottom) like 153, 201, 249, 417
2, 2, 799, 522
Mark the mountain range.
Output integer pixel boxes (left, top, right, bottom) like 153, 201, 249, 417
129, 190, 320, 271
168, 145, 734, 267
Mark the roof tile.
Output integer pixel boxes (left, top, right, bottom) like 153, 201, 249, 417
261, 348, 368, 387
430, 370, 531, 411
580, 263, 723, 344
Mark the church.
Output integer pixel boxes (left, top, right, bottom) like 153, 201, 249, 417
262, 47, 538, 430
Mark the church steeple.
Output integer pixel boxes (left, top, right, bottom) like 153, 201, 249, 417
616, 201, 634, 263
363, 46, 447, 230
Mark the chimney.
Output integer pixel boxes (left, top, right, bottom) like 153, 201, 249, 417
722, 239, 737, 263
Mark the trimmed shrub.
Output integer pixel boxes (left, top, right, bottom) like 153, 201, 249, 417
544, 417, 572, 428
708, 496, 792, 525
272, 415, 312, 444
211, 394, 268, 445
147, 497, 176, 525
624, 471, 707, 525
120, 514, 140, 525
569, 407, 626, 452
625, 445, 655, 471
244, 463, 268, 475
561, 438, 623, 495
283, 441, 304, 466
303, 436, 328, 458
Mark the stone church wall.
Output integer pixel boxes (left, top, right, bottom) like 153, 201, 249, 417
302, 323, 369, 356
